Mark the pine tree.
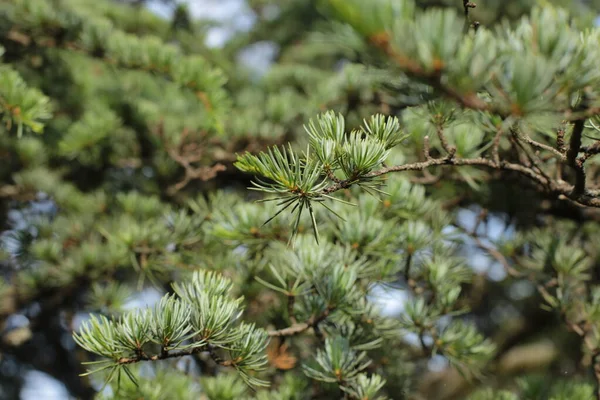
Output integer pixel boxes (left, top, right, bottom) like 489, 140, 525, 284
3, 0, 600, 399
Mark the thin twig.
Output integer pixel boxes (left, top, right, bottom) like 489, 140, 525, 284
268, 308, 332, 337
557, 124, 567, 154
512, 132, 554, 191
593, 353, 600, 400
491, 127, 503, 166
322, 156, 549, 195
435, 124, 456, 158
404, 251, 414, 287
319, 152, 600, 207
568, 119, 587, 195
117, 345, 223, 365
516, 132, 566, 161
579, 142, 600, 166
462, 0, 478, 31
287, 294, 297, 325
325, 166, 343, 183
423, 135, 432, 160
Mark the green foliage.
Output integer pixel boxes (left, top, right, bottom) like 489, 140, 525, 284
2, 0, 600, 399
74, 270, 269, 388
96, 367, 202, 400
302, 336, 371, 383
0, 57, 52, 136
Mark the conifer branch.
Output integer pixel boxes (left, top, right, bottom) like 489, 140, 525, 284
268, 308, 332, 337
318, 154, 600, 207
435, 124, 456, 158
516, 132, 566, 161
568, 118, 587, 195
116, 346, 209, 365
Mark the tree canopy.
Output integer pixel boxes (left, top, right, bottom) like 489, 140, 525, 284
2, 0, 600, 399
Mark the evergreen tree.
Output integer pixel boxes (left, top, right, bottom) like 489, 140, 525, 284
3, 0, 600, 399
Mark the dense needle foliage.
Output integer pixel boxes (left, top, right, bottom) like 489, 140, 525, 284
3, 0, 600, 399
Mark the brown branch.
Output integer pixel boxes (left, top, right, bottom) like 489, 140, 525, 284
491, 127, 503, 166
509, 134, 532, 168
318, 151, 600, 208
167, 164, 226, 195
435, 124, 456, 158
404, 250, 415, 287
594, 353, 600, 400
423, 135, 432, 160
580, 142, 600, 157
511, 131, 554, 191
462, 0, 478, 31
564, 106, 600, 121
153, 123, 227, 194
268, 308, 332, 337
325, 166, 343, 183
516, 132, 566, 161
287, 294, 297, 325
462, 0, 475, 16
322, 156, 550, 195
116, 344, 233, 367
557, 124, 567, 154
579, 142, 600, 167
567, 119, 586, 195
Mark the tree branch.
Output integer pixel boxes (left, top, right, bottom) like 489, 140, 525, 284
117, 347, 204, 365
491, 127, 504, 166
318, 152, 600, 208
516, 131, 566, 161
593, 353, 600, 400
567, 118, 586, 195
322, 156, 550, 194
287, 294, 297, 325
435, 124, 456, 158
268, 308, 332, 337
578, 141, 600, 166
116, 344, 236, 367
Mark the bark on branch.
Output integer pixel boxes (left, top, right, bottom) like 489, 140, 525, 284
319, 154, 600, 208
268, 308, 332, 337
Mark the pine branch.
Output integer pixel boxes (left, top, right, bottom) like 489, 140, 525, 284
154, 125, 227, 194
568, 118, 587, 195
115, 344, 245, 370
593, 353, 600, 400
318, 153, 600, 208
516, 131, 566, 161
116, 346, 208, 365
268, 308, 332, 337
435, 124, 456, 158
321, 156, 548, 193
286, 294, 297, 325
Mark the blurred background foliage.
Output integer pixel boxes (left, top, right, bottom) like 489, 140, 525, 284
2, 0, 600, 399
